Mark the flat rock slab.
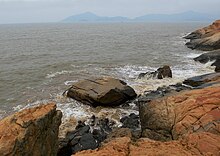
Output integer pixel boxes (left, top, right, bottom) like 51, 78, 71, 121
67, 77, 137, 107
183, 72, 220, 88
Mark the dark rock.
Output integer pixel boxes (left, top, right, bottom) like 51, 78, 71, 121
120, 113, 140, 130
66, 77, 137, 107
72, 133, 98, 153
193, 50, 220, 73
157, 65, 172, 79
138, 65, 172, 79
212, 59, 220, 72
136, 84, 191, 104
183, 72, 220, 88
184, 32, 201, 39
98, 118, 112, 133
92, 129, 107, 145
58, 116, 116, 156
194, 50, 220, 63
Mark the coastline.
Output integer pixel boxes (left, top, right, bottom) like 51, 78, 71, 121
0, 20, 220, 155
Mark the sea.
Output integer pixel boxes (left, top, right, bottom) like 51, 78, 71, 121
0, 22, 215, 127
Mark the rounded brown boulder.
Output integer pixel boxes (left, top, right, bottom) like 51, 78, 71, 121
66, 77, 137, 107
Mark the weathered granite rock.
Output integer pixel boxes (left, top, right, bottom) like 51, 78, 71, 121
138, 65, 172, 79
66, 77, 137, 107
139, 85, 220, 141
74, 132, 220, 156
185, 20, 220, 51
0, 103, 62, 156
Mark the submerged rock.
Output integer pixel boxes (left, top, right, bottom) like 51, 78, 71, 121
138, 65, 172, 79
66, 77, 137, 107
185, 20, 220, 51
0, 103, 62, 156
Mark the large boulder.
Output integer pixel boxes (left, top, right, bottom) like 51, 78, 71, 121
66, 77, 137, 107
185, 20, 220, 51
0, 103, 62, 156
139, 85, 220, 141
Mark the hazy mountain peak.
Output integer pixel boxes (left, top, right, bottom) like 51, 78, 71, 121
62, 11, 216, 23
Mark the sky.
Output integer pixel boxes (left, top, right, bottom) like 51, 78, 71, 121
0, 0, 220, 24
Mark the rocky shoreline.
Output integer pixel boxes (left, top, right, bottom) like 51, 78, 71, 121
0, 20, 220, 156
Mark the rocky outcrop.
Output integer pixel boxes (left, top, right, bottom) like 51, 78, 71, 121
194, 50, 220, 63
185, 20, 220, 51
0, 103, 62, 156
139, 85, 220, 141
66, 77, 137, 107
194, 50, 220, 72
138, 65, 172, 79
74, 132, 220, 156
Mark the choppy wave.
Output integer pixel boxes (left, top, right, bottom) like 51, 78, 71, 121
46, 70, 75, 78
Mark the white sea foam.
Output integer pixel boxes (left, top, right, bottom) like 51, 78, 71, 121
64, 80, 78, 86
114, 61, 214, 94
186, 53, 202, 59
46, 70, 75, 78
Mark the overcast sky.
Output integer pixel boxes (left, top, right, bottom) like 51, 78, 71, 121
0, 0, 219, 24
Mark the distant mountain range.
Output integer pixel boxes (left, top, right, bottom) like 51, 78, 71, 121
62, 11, 216, 23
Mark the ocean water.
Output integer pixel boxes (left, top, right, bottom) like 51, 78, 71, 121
0, 22, 214, 124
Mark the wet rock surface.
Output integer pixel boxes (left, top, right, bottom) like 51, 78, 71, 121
194, 50, 220, 72
120, 113, 140, 130
66, 77, 137, 107
0, 103, 62, 156
58, 116, 114, 156
136, 83, 191, 105
183, 72, 220, 88
58, 113, 140, 156
138, 65, 172, 79
74, 132, 220, 156
185, 20, 220, 51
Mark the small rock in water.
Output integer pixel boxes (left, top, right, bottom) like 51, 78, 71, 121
138, 65, 172, 79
